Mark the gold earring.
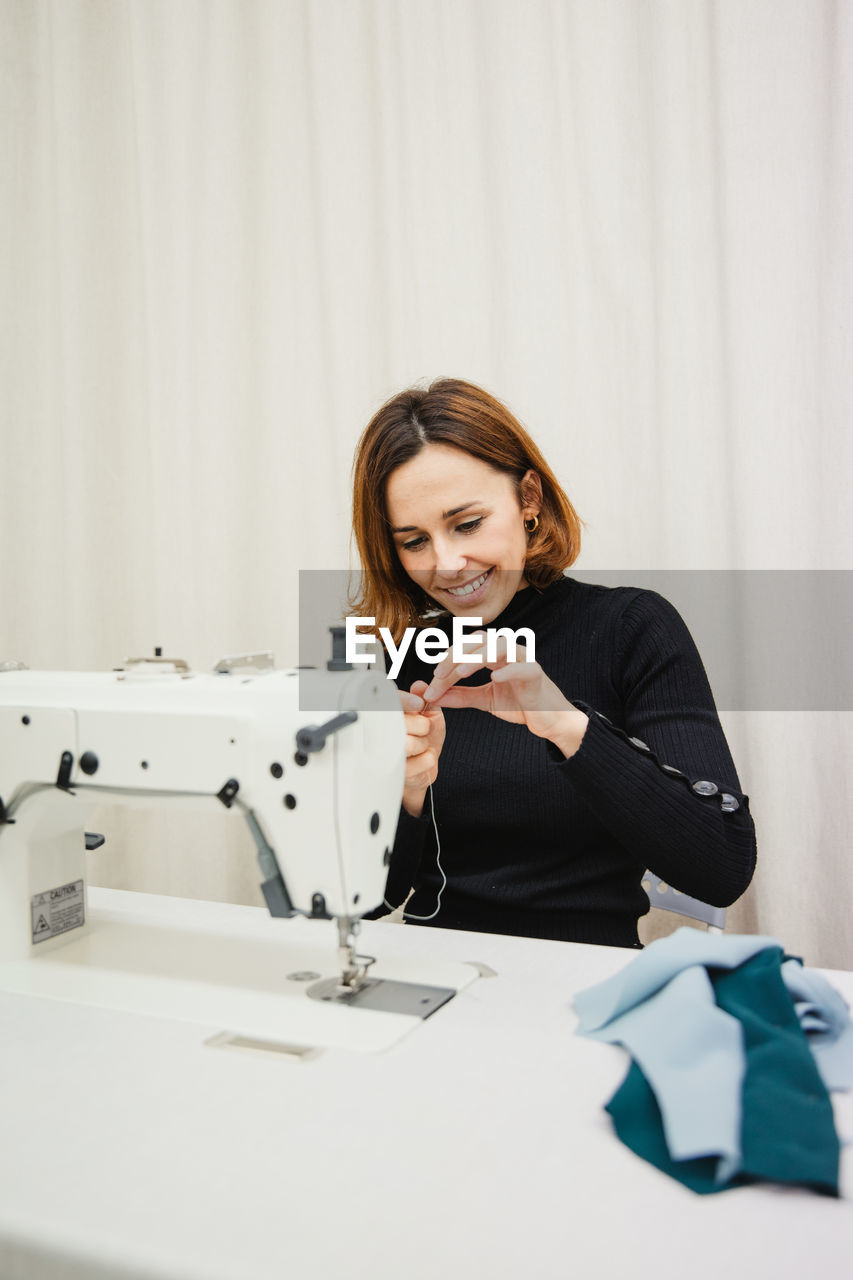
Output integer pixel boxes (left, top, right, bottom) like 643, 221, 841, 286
524, 515, 539, 534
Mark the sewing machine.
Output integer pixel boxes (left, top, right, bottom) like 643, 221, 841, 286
0, 656, 468, 1044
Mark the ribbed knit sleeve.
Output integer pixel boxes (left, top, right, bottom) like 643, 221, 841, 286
554, 590, 756, 907
554, 713, 755, 907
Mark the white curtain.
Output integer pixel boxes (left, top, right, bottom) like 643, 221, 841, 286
1, 0, 850, 965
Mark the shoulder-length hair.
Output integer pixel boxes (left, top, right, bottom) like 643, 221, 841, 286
350, 378, 583, 642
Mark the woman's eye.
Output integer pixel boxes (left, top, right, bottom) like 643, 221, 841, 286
400, 517, 482, 552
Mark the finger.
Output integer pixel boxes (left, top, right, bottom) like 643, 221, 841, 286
423, 636, 534, 703
478, 637, 529, 671
490, 661, 542, 685
406, 734, 431, 758
429, 683, 494, 712
404, 711, 432, 730
422, 655, 488, 704
455, 660, 486, 678
429, 651, 460, 682
408, 680, 446, 722
405, 717, 432, 741
429, 635, 486, 681
489, 662, 547, 708
400, 690, 426, 713
405, 748, 437, 786
490, 662, 571, 713
410, 679, 442, 719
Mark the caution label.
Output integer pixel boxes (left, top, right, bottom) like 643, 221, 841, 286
31, 879, 85, 944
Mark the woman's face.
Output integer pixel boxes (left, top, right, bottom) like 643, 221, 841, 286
385, 443, 540, 624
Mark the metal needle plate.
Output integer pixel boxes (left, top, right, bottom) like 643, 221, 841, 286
306, 977, 456, 1019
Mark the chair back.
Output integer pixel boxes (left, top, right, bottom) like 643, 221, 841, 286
642, 872, 726, 932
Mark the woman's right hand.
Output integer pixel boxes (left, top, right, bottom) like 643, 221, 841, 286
400, 679, 445, 817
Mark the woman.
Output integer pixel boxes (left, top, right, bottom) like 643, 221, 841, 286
351, 378, 756, 947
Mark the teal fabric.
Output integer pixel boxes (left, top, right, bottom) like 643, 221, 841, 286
606, 1061, 730, 1195
581, 964, 746, 1180
605, 948, 840, 1195
575, 931, 784, 1181
574, 929, 852, 1195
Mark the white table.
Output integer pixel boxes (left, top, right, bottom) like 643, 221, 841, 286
1, 889, 851, 1280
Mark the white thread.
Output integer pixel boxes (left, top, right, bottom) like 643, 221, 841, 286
384, 782, 445, 921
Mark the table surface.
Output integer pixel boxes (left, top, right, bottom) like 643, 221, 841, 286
1, 889, 851, 1280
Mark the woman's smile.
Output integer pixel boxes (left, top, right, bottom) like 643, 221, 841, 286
441, 567, 493, 603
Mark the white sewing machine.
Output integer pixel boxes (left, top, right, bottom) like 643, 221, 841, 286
0, 655, 472, 1049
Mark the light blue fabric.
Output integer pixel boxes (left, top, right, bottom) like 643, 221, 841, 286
580, 964, 745, 1181
781, 958, 853, 1092
573, 928, 853, 1179
574, 929, 783, 1031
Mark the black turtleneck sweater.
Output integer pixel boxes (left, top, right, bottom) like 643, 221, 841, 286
377, 576, 757, 948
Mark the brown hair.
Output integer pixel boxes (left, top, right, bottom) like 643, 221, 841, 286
350, 378, 583, 641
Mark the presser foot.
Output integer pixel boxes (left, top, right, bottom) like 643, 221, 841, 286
308, 916, 456, 1018
335, 915, 376, 995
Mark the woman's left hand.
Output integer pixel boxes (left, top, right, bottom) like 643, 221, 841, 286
421, 634, 589, 759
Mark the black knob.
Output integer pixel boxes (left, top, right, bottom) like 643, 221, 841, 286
80, 751, 99, 776
295, 711, 358, 754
